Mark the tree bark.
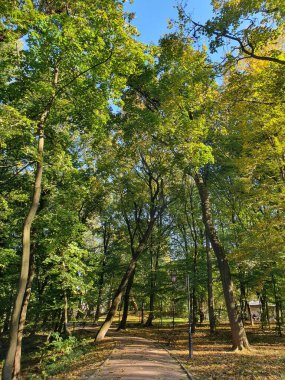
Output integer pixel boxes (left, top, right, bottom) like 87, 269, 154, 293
145, 246, 159, 327
2, 120, 46, 380
95, 258, 137, 341
272, 274, 282, 336
2, 67, 58, 380
63, 290, 71, 337
239, 279, 247, 323
194, 172, 249, 350
118, 268, 135, 330
141, 302, 145, 324
12, 258, 35, 380
130, 297, 138, 314
94, 258, 106, 324
260, 290, 270, 329
95, 222, 110, 323
95, 217, 155, 342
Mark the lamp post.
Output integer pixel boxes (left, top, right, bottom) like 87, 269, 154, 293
186, 274, 193, 359
171, 272, 177, 330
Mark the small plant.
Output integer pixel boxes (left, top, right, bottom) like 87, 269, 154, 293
36, 332, 80, 377
47, 332, 78, 355
35, 333, 95, 377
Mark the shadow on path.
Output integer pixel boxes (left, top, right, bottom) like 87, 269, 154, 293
80, 333, 189, 380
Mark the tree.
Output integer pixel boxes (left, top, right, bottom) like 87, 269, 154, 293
1, 1, 146, 378
187, 0, 285, 65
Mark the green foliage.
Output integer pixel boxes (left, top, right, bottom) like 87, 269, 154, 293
204, 0, 285, 62
38, 333, 88, 378
0, 0, 284, 375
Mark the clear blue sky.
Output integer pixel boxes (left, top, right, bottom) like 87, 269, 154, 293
124, 0, 213, 44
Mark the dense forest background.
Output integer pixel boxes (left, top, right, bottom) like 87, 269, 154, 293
0, 1, 284, 379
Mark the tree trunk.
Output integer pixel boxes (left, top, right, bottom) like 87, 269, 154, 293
239, 279, 247, 323
206, 232, 215, 334
94, 258, 106, 324
130, 297, 138, 314
12, 260, 35, 380
95, 223, 110, 324
118, 268, 136, 330
63, 290, 71, 337
272, 274, 282, 336
246, 301, 254, 326
2, 67, 58, 380
95, 217, 155, 342
194, 173, 249, 350
145, 246, 159, 327
145, 246, 155, 327
199, 300, 205, 324
2, 120, 45, 380
57, 311, 65, 335
52, 309, 62, 333
260, 290, 269, 329
141, 302, 145, 324
95, 258, 137, 341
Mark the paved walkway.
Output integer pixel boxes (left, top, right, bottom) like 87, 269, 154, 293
81, 335, 189, 380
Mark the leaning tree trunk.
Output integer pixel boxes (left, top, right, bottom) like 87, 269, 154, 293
2, 116, 46, 380
12, 259, 35, 380
2, 68, 58, 380
95, 258, 137, 341
95, 218, 155, 342
194, 173, 249, 350
118, 268, 136, 330
130, 297, 139, 314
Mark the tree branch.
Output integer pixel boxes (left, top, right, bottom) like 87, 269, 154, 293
192, 21, 285, 65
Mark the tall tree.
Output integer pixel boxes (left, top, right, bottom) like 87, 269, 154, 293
1, 1, 145, 378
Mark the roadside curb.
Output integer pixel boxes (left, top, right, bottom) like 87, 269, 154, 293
157, 342, 196, 380
80, 339, 117, 379
94, 341, 117, 379
128, 333, 196, 380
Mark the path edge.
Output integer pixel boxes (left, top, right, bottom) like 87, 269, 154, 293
92, 339, 117, 379
92, 333, 196, 380
161, 344, 196, 380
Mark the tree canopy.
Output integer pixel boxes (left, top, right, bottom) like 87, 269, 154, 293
0, 1, 284, 379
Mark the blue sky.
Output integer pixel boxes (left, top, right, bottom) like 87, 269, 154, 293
124, 0, 213, 44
